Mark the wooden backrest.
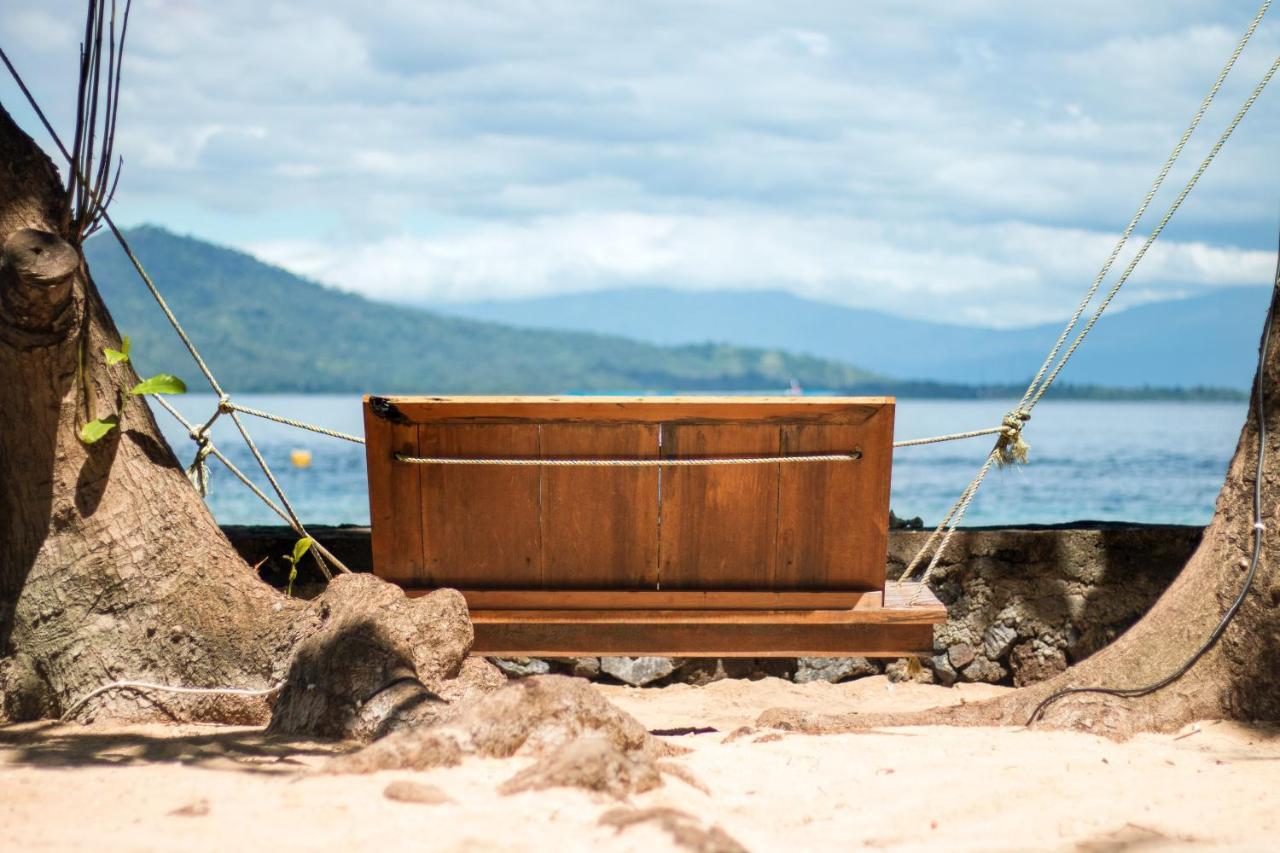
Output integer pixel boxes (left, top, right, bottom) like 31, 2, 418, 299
364, 396, 894, 592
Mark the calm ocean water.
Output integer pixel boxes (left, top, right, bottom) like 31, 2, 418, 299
157, 395, 1248, 528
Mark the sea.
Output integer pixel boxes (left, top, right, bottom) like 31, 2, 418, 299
156, 395, 1249, 529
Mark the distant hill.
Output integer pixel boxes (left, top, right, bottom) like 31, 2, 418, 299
82, 227, 1247, 400
85, 227, 885, 394
439, 286, 1273, 390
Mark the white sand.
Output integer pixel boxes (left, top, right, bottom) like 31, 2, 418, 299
3, 675, 1278, 852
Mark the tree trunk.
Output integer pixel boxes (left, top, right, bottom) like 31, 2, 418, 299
0, 104, 486, 735
763, 281, 1280, 739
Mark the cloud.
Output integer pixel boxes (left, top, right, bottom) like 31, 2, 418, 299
2, 0, 1277, 326
248, 212, 1274, 327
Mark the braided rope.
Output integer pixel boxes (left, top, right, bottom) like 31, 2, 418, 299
898, 12, 1276, 595
151, 397, 352, 575
224, 402, 366, 444
395, 451, 862, 467
1013, 0, 1272, 415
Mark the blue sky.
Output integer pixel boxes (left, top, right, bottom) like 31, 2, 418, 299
1, 1, 1277, 327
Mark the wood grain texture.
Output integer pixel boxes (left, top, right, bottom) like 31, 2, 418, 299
363, 405, 423, 584
470, 621, 936, 657
775, 409, 894, 590
419, 423, 541, 588
450, 589, 880, 610
539, 423, 660, 588
378, 396, 890, 425
471, 608, 944, 625
658, 423, 781, 590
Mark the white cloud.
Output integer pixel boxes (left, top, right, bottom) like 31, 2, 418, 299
2, 0, 1276, 326
249, 213, 1274, 327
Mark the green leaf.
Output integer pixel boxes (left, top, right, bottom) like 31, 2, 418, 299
129, 373, 187, 396
291, 537, 314, 565
79, 416, 119, 444
103, 335, 131, 365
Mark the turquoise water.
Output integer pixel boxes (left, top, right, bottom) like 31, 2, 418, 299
156, 395, 1248, 528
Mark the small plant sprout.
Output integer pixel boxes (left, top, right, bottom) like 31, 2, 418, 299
103, 335, 130, 365
79, 334, 188, 444
283, 537, 313, 597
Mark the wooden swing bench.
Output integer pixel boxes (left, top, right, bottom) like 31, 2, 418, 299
363, 396, 945, 657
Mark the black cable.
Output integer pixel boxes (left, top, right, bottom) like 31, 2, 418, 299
1028, 226, 1279, 726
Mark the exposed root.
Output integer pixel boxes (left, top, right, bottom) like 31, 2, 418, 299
498, 733, 662, 799
269, 575, 472, 740
326, 675, 661, 774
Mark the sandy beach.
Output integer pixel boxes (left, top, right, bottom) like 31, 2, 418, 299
3, 675, 1277, 852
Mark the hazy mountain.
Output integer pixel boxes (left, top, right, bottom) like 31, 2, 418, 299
85, 227, 885, 394
81, 227, 1246, 400
439, 286, 1272, 390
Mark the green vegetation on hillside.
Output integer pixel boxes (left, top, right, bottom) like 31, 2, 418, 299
86, 227, 881, 394
84, 227, 1245, 401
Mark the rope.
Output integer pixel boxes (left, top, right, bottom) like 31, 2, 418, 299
1014, 0, 1272, 415
899, 15, 1277, 596
892, 426, 1008, 448
395, 451, 862, 467
151, 397, 352, 575
0, 51, 343, 579
224, 402, 365, 444
62, 679, 285, 721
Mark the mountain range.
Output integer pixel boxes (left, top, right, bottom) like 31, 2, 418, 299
83, 227, 1253, 399
85, 227, 880, 394
438, 286, 1272, 390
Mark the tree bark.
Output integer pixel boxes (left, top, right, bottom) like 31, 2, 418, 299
0, 104, 482, 732
762, 284, 1280, 739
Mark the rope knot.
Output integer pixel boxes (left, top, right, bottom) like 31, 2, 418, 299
996, 410, 1031, 466
186, 429, 213, 497
217, 395, 233, 414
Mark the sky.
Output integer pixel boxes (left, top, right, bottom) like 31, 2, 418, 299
1, 1, 1277, 328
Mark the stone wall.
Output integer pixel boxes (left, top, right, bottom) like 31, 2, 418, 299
223, 524, 1201, 687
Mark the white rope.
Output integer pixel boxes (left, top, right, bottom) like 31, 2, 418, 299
395, 451, 862, 467
893, 425, 1009, 448
1014, 0, 1272, 415
224, 402, 365, 444
151, 396, 352, 575
62, 679, 285, 721
899, 12, 1276, 594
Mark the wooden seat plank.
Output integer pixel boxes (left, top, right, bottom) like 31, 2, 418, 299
363, 409, 424, 585
658, 423, 780, 590
419, 423, 542, 588
447, 589, 881, 610
540, 423, 660, 588
364, 395, 943, 656
775, 412, 894, 591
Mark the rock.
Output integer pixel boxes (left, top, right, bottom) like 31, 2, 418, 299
982, 624, 1018, 660
793, 657, 879, 684
383, 780, 451, 805
947, 643, 976, 670
673, 658, 794, 685
490, 657, 552, 678
1009, 642, 1069, 687
547, 657, 601, 679
600, 656, 681, 686
885, 658, 935, 684
960, 656, 1007, 684
499, 734, 662, 799
930, 654, 958, 687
